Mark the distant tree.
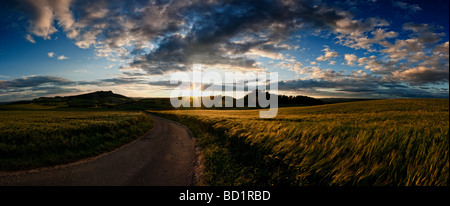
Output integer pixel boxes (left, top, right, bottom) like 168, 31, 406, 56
243, 90, 323, 107
278, 94, 323, 105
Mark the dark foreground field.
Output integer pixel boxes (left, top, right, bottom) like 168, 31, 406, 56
150, 99, 449, 186
0, 111, 153, 171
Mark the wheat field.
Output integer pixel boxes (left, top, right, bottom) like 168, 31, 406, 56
151, 99, 449, 186
0, 111, 153, 171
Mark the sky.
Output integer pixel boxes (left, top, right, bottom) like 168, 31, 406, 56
0, 0, 448, 101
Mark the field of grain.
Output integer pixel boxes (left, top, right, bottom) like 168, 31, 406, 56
0, 111, 153, 171
150, 99, 449, 186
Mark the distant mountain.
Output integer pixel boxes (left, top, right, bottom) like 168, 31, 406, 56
70, 91, 129, 100
32, 91, 132, 107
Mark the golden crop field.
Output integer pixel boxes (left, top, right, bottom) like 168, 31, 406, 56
0, 111, 153, 171
150, 99, 449, 186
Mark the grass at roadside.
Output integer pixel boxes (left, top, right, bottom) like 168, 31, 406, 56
0, 111, 153, 171
149, 99, 449, 186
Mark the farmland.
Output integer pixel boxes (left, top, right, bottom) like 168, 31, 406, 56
150, 99, 449, 186
0, 110, 153, 171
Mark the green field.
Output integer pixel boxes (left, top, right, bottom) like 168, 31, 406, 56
0, 111, 153, 171
150, 99, 449, 186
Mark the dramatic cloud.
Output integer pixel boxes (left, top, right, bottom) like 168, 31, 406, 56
0, 75, 151, 101
0, 75, 72, 90
393, 66, 449, 85
126, 0, 309, 73
278, 75, 448, 98
11, 0, 360, 74
3, 0, 448, 99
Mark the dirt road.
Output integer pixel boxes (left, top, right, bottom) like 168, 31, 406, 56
0, 114, 197, 186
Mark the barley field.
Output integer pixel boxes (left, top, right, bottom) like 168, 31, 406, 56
150, 99, 449, 186
0, 111, 153, 171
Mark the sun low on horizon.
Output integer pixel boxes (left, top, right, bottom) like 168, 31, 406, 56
0, 0, 449, 102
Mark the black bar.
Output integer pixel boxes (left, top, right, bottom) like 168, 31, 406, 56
0, 186, 448, 205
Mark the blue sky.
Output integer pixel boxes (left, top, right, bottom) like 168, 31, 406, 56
0, 0, 448, 101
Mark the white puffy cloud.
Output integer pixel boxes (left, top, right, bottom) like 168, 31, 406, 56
316, 46, 339, 61
344, 54, 357, 66
57, 55, 69, 60
25, 34, 35, 43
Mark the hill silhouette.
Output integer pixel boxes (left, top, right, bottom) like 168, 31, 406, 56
32, 91, 132, 108
6, 90, 334, 110
70, 90, 129, 100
